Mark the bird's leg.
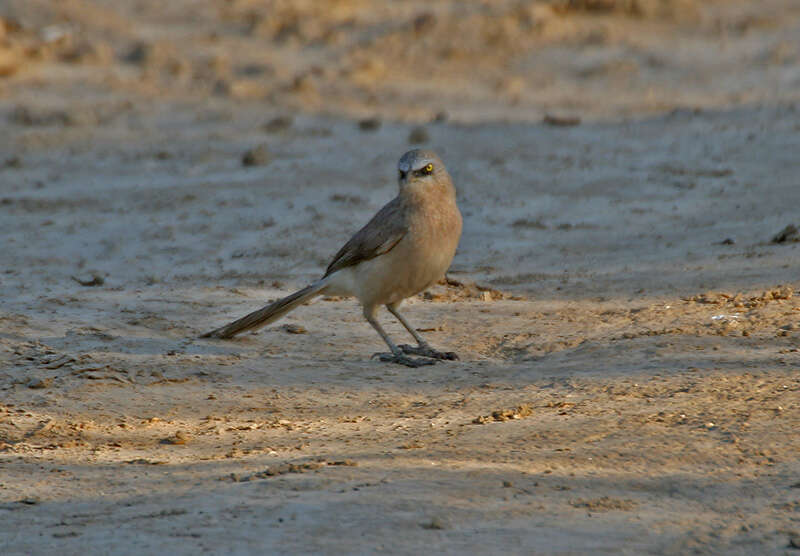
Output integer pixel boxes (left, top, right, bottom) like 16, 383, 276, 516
387, 304, 459, 361
364, 310, 436, 368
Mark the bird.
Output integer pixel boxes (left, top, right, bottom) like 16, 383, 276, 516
201, 149, 463, 367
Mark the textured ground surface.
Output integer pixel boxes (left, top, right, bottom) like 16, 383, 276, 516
1, 1, 799, 554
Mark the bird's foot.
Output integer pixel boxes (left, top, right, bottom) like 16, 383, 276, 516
371, 352, 438, 368
399, 344, 459, 361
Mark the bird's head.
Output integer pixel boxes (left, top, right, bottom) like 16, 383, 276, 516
396, 149, 452, 194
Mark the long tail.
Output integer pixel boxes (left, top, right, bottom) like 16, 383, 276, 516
201, 280, 327, 339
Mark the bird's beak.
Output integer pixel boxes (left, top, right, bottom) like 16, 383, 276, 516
398, 170, 408, 182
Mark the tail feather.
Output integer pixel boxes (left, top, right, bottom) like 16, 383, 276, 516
201, 281, 326, 339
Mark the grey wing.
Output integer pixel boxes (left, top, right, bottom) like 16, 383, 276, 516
324, 197, 407, 277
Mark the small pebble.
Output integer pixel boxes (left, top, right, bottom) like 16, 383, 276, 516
263, 116, 293, 133
163, 431, 190, 445
4, 156, 22, 168
421, 517, 446, 530
242, 144, 271, 166
283, 324, 307, 335
27, 378, 50, 389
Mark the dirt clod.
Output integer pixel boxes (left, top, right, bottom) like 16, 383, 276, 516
27, 378, 51, 389
571, 497, 637, 511
773, 224, 800, 244
543, 114, 581, 127
71, 274, 104, 287
408, 126, 430, 144
473, 405, 533, 424
357, 117, 381, 131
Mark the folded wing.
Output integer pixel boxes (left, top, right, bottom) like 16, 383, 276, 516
324, 197, 407, 277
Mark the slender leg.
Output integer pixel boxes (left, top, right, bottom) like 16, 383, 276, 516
387, 304, 459, 361
363, 308, 436, 368
387, 304, 427, 345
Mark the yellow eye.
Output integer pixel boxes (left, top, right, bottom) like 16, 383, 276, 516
423, 163, 433, 174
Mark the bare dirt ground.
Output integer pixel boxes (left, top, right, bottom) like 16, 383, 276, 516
1, 1, 799, 554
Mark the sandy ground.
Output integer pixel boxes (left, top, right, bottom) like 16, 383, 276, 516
1, 1, 800, 554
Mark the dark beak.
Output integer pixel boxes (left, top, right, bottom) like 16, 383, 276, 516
398, 170, 407, 180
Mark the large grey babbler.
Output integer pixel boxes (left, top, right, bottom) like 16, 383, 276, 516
202, 149, 463, 367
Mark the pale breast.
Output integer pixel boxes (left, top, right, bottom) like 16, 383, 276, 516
327, 192, 462, 309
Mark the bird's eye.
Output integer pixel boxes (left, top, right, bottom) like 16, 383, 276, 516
422, 163, 434, 174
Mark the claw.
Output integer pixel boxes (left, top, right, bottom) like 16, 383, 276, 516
398, 344, 459, 361
371, 352, 438, 368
